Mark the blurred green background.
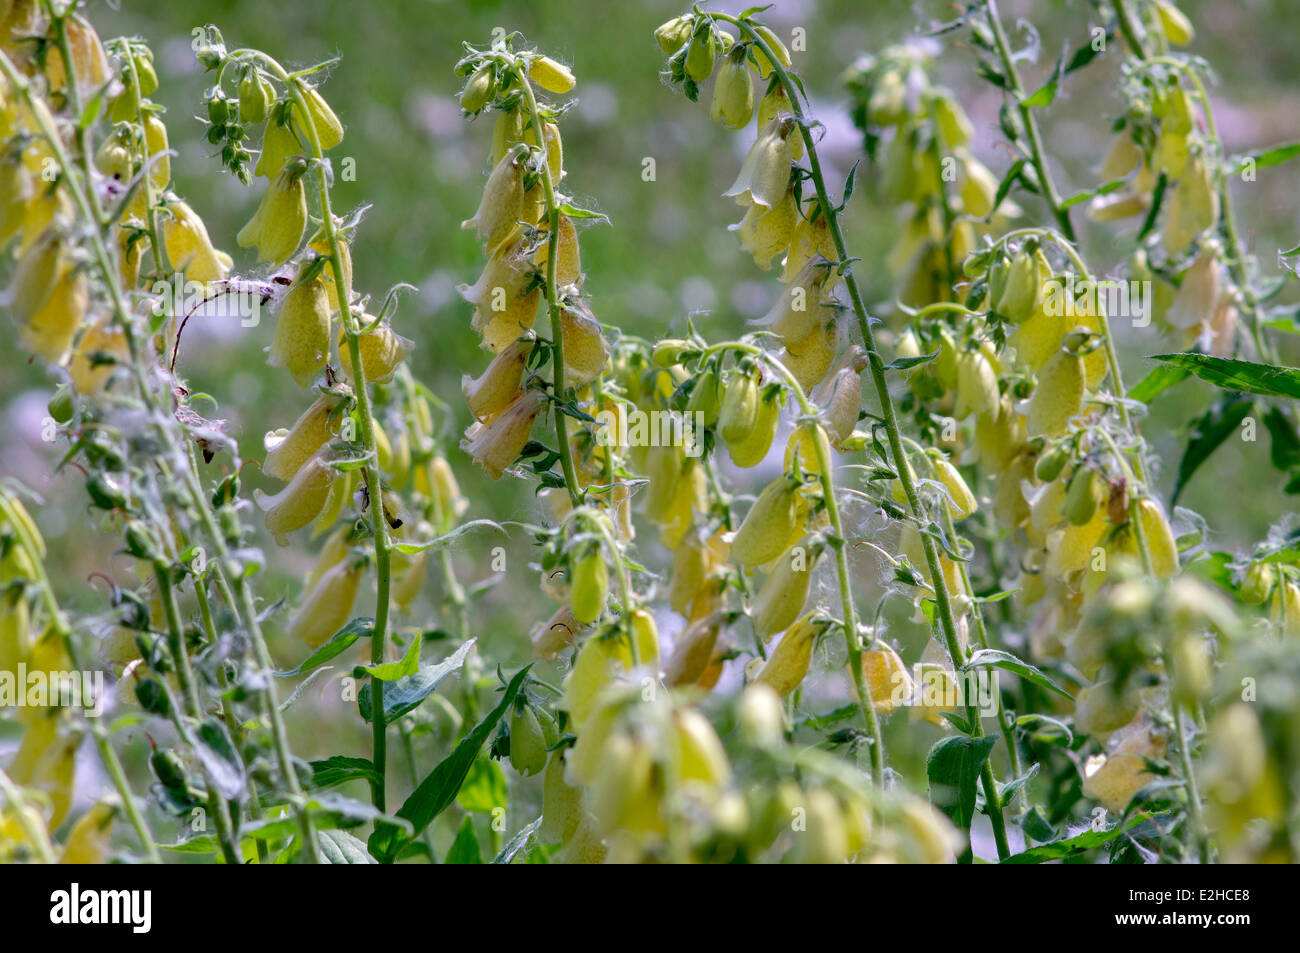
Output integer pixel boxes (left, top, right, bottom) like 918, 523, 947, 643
4, 0, 1299, 838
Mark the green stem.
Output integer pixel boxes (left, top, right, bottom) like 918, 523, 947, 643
517, 66, 583, 507
985, 0, 1077, 242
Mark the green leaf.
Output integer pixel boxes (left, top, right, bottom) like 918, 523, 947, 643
445, 815, 484, 864
358, 632, 420, 681
1151, 352, 1300, 400
1060, 177, 1125, 210
389, 519, 508, 555
368, 666, 529, 863
1021, 77, 1057, 109
457, 756, 507, 814
1171, 395, 1254, 505
492, 817, 542, 864
1129, 364, 1190, 403
963, 648, 1072, 699
310, 755, 381, 790
192, 718, 246, 801
557, 202, 610, 224
358, 638, 477, 725
990, 159, 1025, 219
1264, 405, 1300, 473
1234, 141, 1300, 173
885, 349, 939, 371
926, 735, 997, 830
276, 617, 373, 676
318, 830, 377, 864
1002, 816, 1144, 864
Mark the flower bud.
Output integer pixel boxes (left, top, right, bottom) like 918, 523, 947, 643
725, 116, 799, 210
953, 346, 999, 420
509, 702, 552, 776
718, 362, 760, 445
929, 453, 977, 519
1155, 1, 1194, 45
752, 539, 821, 640
339, 323, 414, 385
1061, 466, 1103, 526
239, 69, 274, 123
731, 475, 800, 567
750, 25, 793, 79
529, 55, 576, 94
569, 545, 609, 625
674, 707, 731, 785
142, 113, 170, 188
1035, 445, 1069, 483
287, 558, 361, 647
1271, 581, 1300, 638
268, 267, 331, 386
728, 383, 781, 468
711, 47, 754, 130
1134, 497, 1179, 578
684, 24, 720, 82
669, 532, 710, 615
460, 65, 495, 113
255, 452, 338, 542
1026, 349, 1085, 438
934, 92, 973, 149
996, 250, 1040, 323
1239, 562, 1274, 605
300, 84, 344, 149
237, 159, 308, 264
255, 103, 300, 178
656, 16, 694, 54
462, 337, 530, 421
461, 389, 546, 478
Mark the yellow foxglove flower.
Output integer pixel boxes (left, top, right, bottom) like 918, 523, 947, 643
725, 116, 799, 210
300, 84, 344, 149
68, 318, 127, 395
859, 642, 912, 714
673, 707, 731, 785
560, 300, 609, 387
255, 103, 301, 178
238, 159, 308, 265
756, 83, 803, 159
462, 389, 546, 478
9, 226, 63, 326
0, 147, 34, 247
391, 549, 428, 610
255, 452, 337, 542
529, 55, 576, 94
751, 538, 821, 640
533, 214, 580, 285
263, 395, 342, 482
460, 239, 541, 352
18, 264, 86, 363
287, 558, 362, 647
959, 155, 1000, 217
995, 249, 1041, 323
732, 179, 797, 269
569, 545, 608, 624
755, 611, 823, 696
780, 208, 834, 281
779, 311, 838, 391
753, 255, 834, 344
162, 198, 232, 284
1165, 242, 1221, 333
711, 47, 754, 130
310, 229, 353, 312
268, 268, 331, 386
463, 337, 530, 421
59, 801, 115, 865
816, 349, 866, 450
339, 322, 414, 384
1163, 151, 1218, 256
44, 14, 109, 97
1083, 717, 1166, 813
462, 144, 532, 253
1026, 348, 1084, 438
731, 475, 800, 566
664, 610, 724, 687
